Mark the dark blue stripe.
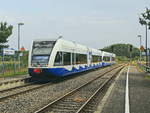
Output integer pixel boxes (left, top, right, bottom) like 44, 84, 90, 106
28, 63, 112, 77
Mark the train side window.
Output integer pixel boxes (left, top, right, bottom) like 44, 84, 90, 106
63, 52, 71, 65
108, 57, 110, 61
76, 54, 80, 64
72, 53, 76, 65
76, 54, 79, 64
76, 54, 87, 64
81, 54, 87, 64
54, 52, 63, 66
92, 55, 99, 63
99, 56, 102, 61
106, 56, 110, 61
112, 57, 115, 61
103, 56, 106, 61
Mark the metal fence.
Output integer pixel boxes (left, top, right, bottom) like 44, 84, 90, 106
138, 63, 150, 73
0, 51, 28, 76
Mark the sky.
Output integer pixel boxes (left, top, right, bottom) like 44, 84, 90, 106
0, 0, 150, 50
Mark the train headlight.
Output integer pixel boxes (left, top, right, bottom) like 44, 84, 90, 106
33, 68, 41, 73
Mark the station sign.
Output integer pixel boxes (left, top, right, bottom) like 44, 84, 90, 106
19, 53, 23, 56
3, 48, 15, 55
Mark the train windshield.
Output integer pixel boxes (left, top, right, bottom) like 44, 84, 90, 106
31, 41, 55, 67
32, 41, 55, 55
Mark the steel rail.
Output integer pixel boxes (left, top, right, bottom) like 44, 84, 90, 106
0, 81, 35, 93
34, 65, 124, 113
0, 80, 55, 101
0, 65, 122, 102
75, 67, 123, 113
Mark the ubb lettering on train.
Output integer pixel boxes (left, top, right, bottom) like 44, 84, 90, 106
28, 38, 116, 77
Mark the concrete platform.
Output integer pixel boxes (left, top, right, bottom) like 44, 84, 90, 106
0, 74, 29, 83
95, 66, 150, 113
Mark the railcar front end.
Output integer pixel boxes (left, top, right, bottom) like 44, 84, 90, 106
28, 39, 57, 77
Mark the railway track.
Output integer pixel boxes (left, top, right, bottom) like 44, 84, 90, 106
0, 79, 55, 101
34, 65, 124, 113
0, 65, 122, 103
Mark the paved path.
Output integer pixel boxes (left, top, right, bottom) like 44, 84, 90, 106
96, 66, 150, 113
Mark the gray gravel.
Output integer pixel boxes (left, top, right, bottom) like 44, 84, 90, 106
0, 83, 42, 99
0, 65, 119, 113
44, 78, 107, 113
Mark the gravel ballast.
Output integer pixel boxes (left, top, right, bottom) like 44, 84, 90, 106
0, 65, 119, 113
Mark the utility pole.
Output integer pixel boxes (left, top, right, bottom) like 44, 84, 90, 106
148, 48, 150, 67
129, 45, 132, 62
145, 24, 148, 67
18, 23, 24, 51
138, 35, 142, 61
18, 23, 24, 69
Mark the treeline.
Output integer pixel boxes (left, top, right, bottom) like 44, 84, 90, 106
101, 44, 140, 59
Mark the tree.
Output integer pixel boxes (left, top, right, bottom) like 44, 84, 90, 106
0, 22, 13, 50
139, 7, 150, 29
101, 44, 140, 58
139, 7, 150, 66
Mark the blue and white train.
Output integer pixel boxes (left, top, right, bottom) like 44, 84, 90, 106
28, 38, 115, 77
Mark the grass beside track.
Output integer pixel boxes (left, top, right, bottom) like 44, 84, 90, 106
0, 70, 28, 78
0, 63, 28, 78
136, 63, 150, 80
145, 75, 150, 80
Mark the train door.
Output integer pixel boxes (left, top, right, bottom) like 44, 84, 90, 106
87, 49, 92, 66
72, 52, 76, 67
110, 55, 112, 64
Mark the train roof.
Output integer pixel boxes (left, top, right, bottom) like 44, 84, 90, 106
33, 38, 57, 42
32, 38, 115, 56
57, 38, 102, 54
102, 51, 115, 56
